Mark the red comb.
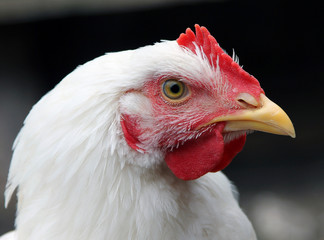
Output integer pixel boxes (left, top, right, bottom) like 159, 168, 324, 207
177, 24, 262, 94
177, 24, 218, 67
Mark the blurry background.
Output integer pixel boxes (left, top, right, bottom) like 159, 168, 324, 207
0, 0, 323, 239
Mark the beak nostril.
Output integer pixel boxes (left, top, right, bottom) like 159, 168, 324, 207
236, 93, 259, 108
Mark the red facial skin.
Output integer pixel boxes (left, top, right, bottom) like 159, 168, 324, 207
121, 76, 257, 180
121, 25, 264, 180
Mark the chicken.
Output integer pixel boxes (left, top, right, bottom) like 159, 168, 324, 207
1, 24, 295, 240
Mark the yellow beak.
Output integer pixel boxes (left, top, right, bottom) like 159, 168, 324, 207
199, 94, 295, 138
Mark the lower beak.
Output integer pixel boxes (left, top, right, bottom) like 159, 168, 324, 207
199, 94, 295, 138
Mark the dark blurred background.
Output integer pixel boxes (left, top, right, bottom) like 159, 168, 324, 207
0, 0, 323, 239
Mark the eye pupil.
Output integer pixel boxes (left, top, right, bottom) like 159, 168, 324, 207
170, 84, 180, 94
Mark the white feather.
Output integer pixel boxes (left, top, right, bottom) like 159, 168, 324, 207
2, 41, 256, 240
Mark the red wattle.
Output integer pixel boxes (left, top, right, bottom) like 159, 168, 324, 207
211, 134, 246, 172
165, 123, 246, 180
165, 124, 223, 180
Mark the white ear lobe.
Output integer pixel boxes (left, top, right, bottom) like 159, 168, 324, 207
119, 91, 163, 157
119, 92, 153, 117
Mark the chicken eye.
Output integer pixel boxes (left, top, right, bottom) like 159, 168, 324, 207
162, 80, 188, 100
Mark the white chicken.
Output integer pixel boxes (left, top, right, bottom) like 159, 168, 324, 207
1, 25, 295, 240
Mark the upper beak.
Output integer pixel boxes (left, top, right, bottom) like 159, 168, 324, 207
199, 94, 296, 138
